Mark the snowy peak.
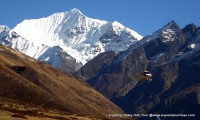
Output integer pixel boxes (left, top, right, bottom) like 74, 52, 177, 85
13, 8, 108, 47
113, 20, 183, 63
110, 21, 143, 40
1, 8, 142, 73
153, 20, 180, 36
0, 25, 10, 39
158, 21, 183, 43
68, 8, 83, 16
142, 20, 182, 44
0, 25, 10, 33
111, 21, 124, 30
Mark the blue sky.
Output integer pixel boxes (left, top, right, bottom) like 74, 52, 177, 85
0, 0, 199, 36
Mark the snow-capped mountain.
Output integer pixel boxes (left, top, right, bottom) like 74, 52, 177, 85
0, 8, 142, 73
113, 21, 182, 63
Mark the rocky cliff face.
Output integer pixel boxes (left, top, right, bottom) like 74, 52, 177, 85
75, 21, 200, 118
114, 50, 200, 116
74, 51, 119, 81
96, 47, 147, 98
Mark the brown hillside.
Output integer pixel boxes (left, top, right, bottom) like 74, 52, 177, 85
0, 45, 127, 119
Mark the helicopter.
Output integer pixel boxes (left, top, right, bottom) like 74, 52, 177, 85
136, 70, 152, 82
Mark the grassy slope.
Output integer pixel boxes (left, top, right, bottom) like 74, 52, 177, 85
0, 45, 128, 120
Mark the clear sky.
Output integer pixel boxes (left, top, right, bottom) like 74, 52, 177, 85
0, 0, 199, 36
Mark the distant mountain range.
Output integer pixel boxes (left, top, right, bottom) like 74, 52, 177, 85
0, 8, 142, 73
75, 21, 200, 119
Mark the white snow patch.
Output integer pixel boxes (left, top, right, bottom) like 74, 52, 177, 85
189, 43, 196, 49
161, 29, 176, 43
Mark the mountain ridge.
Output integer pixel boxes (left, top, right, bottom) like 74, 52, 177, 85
0, 8, 142, 73
75, 21, 200, 119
